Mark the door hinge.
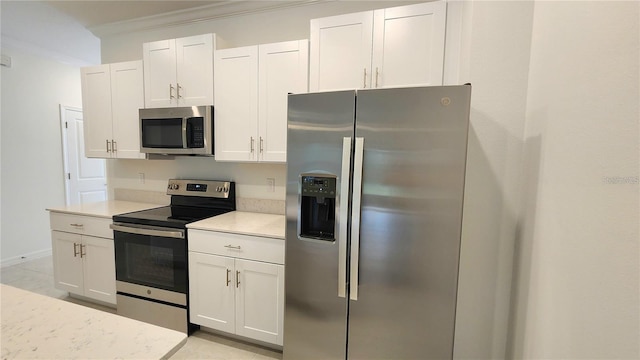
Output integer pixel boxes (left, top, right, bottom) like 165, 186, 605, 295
67, 173, 71, 180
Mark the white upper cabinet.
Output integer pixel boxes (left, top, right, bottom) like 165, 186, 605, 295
143, 34, 215, 108
215, 40, 308, 162
372, 1, 447, 88
310, 1, 447, 91
81, 60, 145, 159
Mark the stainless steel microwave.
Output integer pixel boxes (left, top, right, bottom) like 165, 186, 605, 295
139, 106, 213, 156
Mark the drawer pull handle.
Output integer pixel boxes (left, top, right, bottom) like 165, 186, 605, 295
70, 223, 84, 228
224, 245, 241, 250
226, 269, 231, 287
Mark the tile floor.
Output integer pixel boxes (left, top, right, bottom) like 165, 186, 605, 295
0, 255, 282, 360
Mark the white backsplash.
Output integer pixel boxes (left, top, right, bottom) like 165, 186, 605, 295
114, 188, 285, 215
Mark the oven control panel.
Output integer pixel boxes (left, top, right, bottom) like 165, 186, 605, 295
167, 179, 233, 198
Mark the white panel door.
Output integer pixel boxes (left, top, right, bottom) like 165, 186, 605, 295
214, 46, 259, 161
51, 231, 84, 295
372, 1, 447, 87
189, 252, 236, 333
82, 236, 116, 305
81, 65, 113, 158
310, 11, 373, 91
235, 259, 285, 346
143, 39, 177, 108
61, 106, 106, 205
258, 40, 308, 163
110, 60, 145, 159
176, 34, 214, 106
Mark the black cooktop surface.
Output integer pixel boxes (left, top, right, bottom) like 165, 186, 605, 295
113, 205, 232, 229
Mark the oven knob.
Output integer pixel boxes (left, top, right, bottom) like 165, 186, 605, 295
216, 186, 221, 192
224, 187, 228, 192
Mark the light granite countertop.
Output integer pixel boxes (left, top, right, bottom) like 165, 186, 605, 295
187, 211, 286, 239
0, 284, 186, 359
46, 200, 162, 219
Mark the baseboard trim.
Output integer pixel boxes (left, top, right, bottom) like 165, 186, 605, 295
1, 248, 52, 268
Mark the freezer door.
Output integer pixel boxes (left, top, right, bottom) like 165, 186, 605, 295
284, 90, 356, 360
347, 86, 471, 359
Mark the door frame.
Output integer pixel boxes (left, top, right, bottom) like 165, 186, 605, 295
59, 105, 81, 206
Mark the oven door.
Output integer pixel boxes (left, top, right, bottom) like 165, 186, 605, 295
111, 223, 187, 295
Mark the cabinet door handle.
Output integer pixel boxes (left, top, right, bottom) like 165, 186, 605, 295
112, 140, 117, 152
169, 84, 175, 99
250, 137, 255, 153
236, 271, 241, 288
224, 244, 241, 250
177, 83, 182, 99
375, 67, 379, 88
106, 139, 111, 153
80, 244, 86, 258
259, 137, 264, 153
363, 68, 367, 88
226, 269, 231, 287
73, 243, 79, 257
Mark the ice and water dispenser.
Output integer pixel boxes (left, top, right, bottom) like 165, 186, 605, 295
299, 175, 337, 241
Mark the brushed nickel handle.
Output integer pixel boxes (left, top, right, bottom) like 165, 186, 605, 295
80, 244, 86, 258
250, 137, 255, 153
70, 223, 84, 228
169, 84, 175, 99
226, 269, 231, 287
363, 68, 367, 88
260, 137, 264, 153
224, 245, 241, 250
236, 271, 240, 288
375, 67, 379, 88
177, 83, 182, 99
106, 139, 111, 153
73, 243, 79, 257
112, 140, 117, 152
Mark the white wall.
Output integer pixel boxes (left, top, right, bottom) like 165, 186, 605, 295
511, 1, 639, 358
0, 47, 83, 264
0, 1, 99, 265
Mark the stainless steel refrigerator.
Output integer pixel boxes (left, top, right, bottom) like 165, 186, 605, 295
284, 85, 471, 359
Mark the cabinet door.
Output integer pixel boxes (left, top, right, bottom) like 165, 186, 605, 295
258, 40, 309, 163
143, 39, 177, 108
214, 46, 259, 161
372, 1, 447, 88
81, 64, 113, 158
110, 61, 145, 159
235, 259, 285, 346
189, 252, 236, 333
176, 34, 214, 106
82, 236, 116, 305
51, 231, 84, 295
309, 11, 373, 91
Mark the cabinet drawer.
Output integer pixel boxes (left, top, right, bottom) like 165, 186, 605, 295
189, 230, 284, 265
50, 212, 113, 239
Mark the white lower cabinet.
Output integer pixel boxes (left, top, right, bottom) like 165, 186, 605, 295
188, 230, 285, 346
49, 212, 116, 305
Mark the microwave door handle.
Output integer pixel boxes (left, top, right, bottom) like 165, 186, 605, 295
182, 118, 188, 149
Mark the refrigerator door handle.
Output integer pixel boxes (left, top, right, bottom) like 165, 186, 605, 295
338, 137, 352, 298
350, 137, 364, 301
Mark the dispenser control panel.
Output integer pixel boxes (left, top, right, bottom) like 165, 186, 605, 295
301, 176, 336, 198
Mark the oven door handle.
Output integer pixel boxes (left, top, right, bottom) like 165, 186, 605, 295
110, 223, 185, 239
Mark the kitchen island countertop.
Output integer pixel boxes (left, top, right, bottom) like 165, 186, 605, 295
187, 211, 285, 239
46, 200, 163, 218
0, 284, 187, 359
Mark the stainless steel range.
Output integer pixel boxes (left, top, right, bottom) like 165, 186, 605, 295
111, 179, 235, 333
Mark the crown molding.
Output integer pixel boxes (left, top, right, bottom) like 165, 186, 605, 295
89, 0, 328, 38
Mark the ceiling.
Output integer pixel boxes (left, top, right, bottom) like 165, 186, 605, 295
44, 1, 230, 28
